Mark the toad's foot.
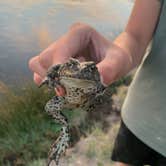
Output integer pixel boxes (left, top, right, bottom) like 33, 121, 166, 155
47, 126, 70, 166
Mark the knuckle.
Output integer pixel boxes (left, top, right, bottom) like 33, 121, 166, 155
38, 49, 54, 69
70, 22, 93, 32
28, 57, 36, 71
70, 22, 84, 30
38, 54, 46, 68
33, 73, 42, 85
33, 75, 38, 84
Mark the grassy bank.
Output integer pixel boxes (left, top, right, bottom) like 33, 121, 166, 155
0, 76, 131, 166
0, 82, 82, 166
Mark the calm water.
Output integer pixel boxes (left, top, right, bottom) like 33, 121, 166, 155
0, 0, 133, 87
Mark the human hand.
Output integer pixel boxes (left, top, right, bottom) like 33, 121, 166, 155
29, 23, 115, 95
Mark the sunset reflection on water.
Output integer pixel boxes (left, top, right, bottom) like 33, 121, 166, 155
0, 0, 133, 87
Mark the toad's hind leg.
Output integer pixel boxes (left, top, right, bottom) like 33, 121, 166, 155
45, 96, 70, 166
47, 126, 70, 166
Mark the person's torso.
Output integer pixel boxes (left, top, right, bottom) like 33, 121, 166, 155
122, 0, 166, 156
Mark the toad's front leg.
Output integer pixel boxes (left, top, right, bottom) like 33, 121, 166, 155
45, 96, 70, 166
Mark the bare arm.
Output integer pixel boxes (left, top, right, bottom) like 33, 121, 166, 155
97, 0, 162, 85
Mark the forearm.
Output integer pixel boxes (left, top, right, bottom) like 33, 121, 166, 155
97, 0, 161, 86
114, 31, 149, 68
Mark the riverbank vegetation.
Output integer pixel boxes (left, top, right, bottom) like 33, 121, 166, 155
0, 76, 131, 166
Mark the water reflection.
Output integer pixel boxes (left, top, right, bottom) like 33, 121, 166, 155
35, 25, 54, 49
0, 0, 133, 87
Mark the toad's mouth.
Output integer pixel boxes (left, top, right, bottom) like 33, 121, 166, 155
38, 78, 49, 88
38, 77, 61, 89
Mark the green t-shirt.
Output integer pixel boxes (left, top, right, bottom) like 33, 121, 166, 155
122, 0, 166, 156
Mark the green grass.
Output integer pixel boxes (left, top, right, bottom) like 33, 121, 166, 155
0, 83, 79, 165
27, 159, 46, 166
0, 76, 131, 165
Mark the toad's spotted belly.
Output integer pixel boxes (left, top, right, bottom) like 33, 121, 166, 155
60, 77, 97, 104
65, 88, 84, 104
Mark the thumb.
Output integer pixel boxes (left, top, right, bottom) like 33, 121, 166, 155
96, 60, 113, 86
